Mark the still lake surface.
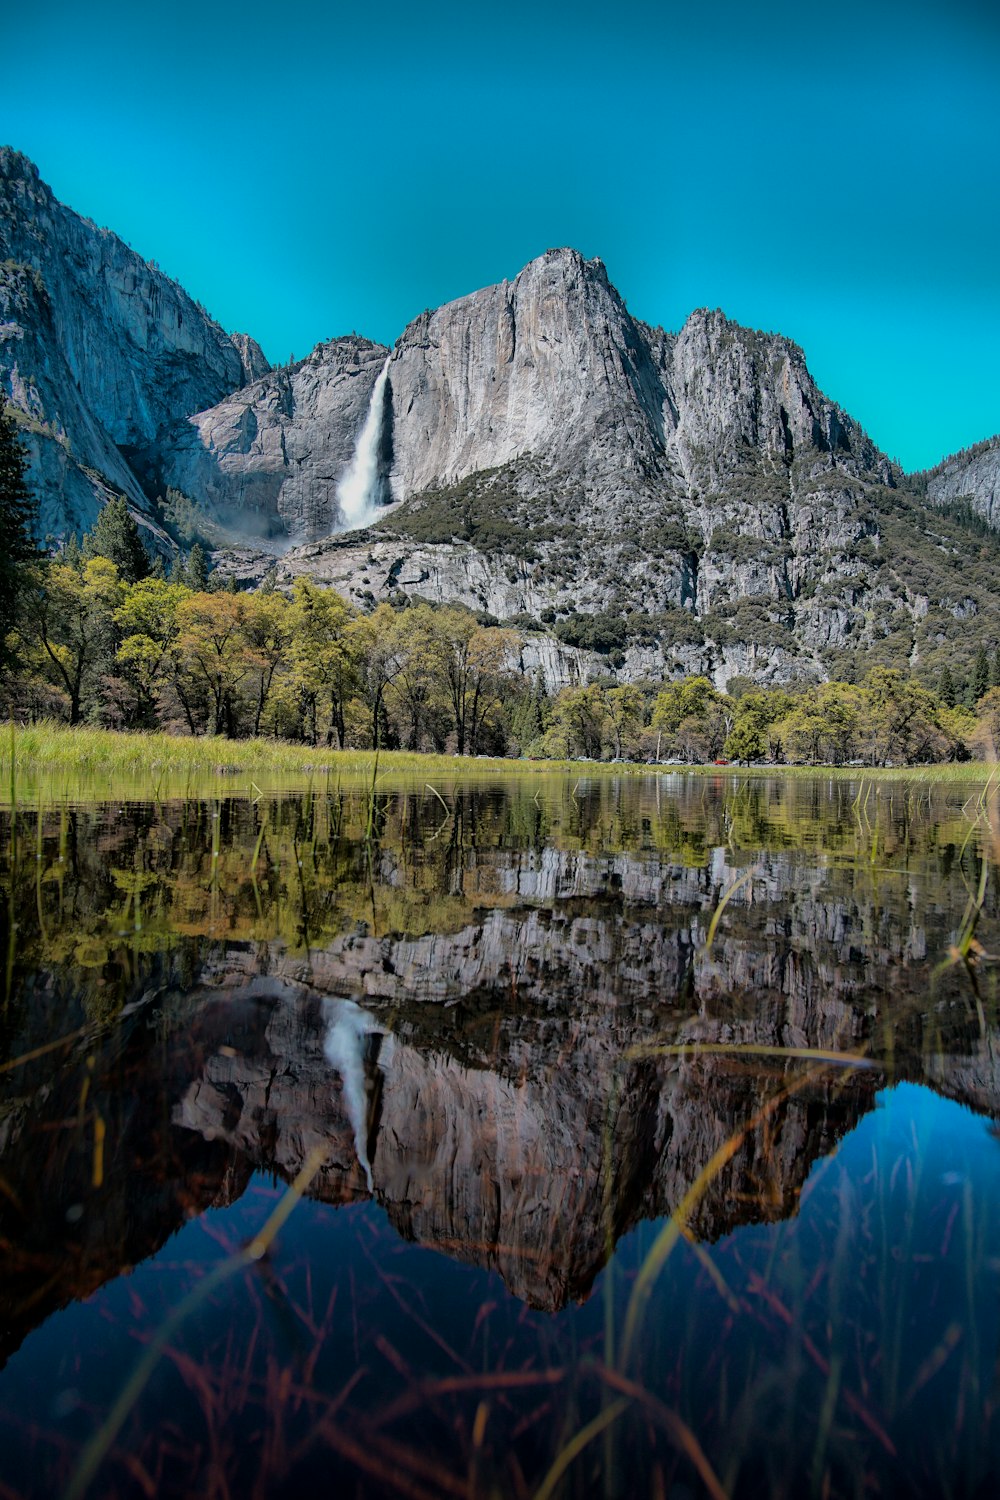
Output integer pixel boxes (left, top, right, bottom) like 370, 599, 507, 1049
2, 773, 1000, 1498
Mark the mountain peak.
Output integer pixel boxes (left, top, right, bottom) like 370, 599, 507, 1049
539, 245, 602, 270
518, 245, 610, 290
0, 150, 266, 537
678, 305, 807, 365
5, 151, 998, 692
0, 146, 41, 183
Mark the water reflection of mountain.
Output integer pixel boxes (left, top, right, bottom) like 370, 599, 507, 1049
3, 813, 999, 1365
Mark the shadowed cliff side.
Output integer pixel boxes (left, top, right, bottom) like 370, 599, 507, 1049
0, 148, 266, 538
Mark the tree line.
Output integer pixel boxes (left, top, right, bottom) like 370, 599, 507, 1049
8, 536, 523, 755
4, 407, 1000, 765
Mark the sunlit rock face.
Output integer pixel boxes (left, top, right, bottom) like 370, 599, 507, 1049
132, 337, 390, 546
384, 249, 886, 501
926, 437, 1000, 529
4, 147, 1000, 680
273, 251, 904, 683
385, 249, 670, 496
143, 244, 891, 603
0, 148, 265, 537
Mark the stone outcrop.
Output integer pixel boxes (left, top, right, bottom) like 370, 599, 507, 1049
0, 147, 266, 537
925, 436, 1000, 528
385, 249, 670, 495
263, 255, 985, 686
0, 257, 152, 537
383, 250, 889, 502
132, 336, 389, 545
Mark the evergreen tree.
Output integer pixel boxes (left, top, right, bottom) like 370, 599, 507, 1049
0, 407, 39, 674
971, 645, 990, 704
82, 495, 150, 583
186, 543, 209, 591
939, 664, 957, 708
991, 645, 1000, 690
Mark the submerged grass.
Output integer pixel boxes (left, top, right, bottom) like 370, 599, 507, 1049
65, 1144, 330, 1500
2, 773, 997, 1496
2, 721, 998, 808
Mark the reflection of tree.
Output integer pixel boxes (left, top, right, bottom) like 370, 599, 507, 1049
3, 773, 1000, 1394
2, 778, 994, 1028
1, 943, 995, 1367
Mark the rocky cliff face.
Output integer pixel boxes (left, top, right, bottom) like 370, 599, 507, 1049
385, 250, 670, 494
382, 250, 888, 501
924, 436, 1000, 528
0, 148, 266, 537
269, 254, 992, 687
0, 257, 152, 537
132, 335, 389, 544
5, 147, 1000, 685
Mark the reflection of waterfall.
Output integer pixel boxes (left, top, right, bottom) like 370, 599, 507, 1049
322, 1000, 387, 1189
336, 357, 391, 530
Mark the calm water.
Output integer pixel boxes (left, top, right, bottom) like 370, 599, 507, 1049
2, 774, 1000, 1499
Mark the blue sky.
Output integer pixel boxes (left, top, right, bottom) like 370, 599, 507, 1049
4, 0, 999, 470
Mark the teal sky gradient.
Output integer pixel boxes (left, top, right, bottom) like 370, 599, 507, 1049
3, 0, 999, 470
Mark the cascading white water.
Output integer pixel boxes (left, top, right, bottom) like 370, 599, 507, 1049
322, 999, 386, 1190
336, 356, 391, 529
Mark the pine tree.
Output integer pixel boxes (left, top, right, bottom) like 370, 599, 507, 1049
939, 664, 957, 708
991, 645, 1000, 690
186, 543, 209, 591
972, 646, 990, 704
0, 407, 39, 673
82, 495, 150, 583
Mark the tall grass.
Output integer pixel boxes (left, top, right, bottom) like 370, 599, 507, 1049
0, 722, 594, 806
4, 766, 999, 1496
2, 721, 997, 808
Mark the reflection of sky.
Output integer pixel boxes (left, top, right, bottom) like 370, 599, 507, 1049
695, 1078, 1000, 1270
815, 1080, 1000, 1234
870, 1079, 1000, 1161
4, 1, 999, 470
3, 1078, 999, 1492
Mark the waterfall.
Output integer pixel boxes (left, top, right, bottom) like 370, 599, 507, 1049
336, 356, 391, 529
322, 999, 385, 1190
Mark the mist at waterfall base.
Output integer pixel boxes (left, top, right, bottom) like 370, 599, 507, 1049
335, 358, 391, 531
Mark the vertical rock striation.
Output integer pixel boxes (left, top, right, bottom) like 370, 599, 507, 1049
4, 146, 999, 684
130, 336, 390, 544
923, 436, 1000, 528
0, 147, 266, 536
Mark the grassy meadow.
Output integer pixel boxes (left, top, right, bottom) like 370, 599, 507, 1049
2, 720, 998, 807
